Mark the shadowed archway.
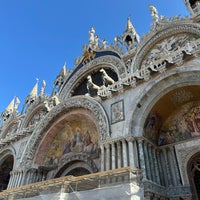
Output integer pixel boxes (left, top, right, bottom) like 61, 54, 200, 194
0, 155, 14, 191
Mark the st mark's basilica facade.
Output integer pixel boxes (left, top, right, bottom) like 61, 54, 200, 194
0, 1, 200, 199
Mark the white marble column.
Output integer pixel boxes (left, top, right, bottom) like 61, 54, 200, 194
100, 144, 105, 172
10, 171, 16, 188
111, 142, 116, 169
105, 143, 111, 170
137, 139, 146, 179
122, 139, 128, 167
12, 171, 18, 188
127, 138, 135, 168
117, 141, 122, 168
15, 171, 20, 188
7, 171, 13, 189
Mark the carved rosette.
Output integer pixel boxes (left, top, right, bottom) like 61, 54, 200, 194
20, 96, 109, 168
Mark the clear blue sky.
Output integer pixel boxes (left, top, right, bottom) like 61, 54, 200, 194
0, 0, 189, 113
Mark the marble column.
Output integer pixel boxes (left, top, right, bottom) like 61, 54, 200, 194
148, 144, 155, 182
100, 144, 105, 172
105, 143, 111, 170
12, 171, 18, 188
18, 170, 24, 187
163, 148, 171, 186
111, 142, 116, 169
170, 146, 182, 185
122, 139, 128, 167
156, 149, 164, 186
152, 147, 160, 184
28, 169, 37, 184
137, 139, 146, 179
10, 171, 16, 188
117, 141, 122, 168
127, 138, 135, 168
143, 141, 151, 180
7, 171, 13, 189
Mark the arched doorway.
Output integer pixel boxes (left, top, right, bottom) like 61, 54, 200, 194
55, 159, 96, 178
143, 85, 200, 146
0, 155, 14, 191
67, 167, 90, 177
188, 153, 200, 200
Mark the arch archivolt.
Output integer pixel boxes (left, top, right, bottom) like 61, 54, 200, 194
125, 65, 200, 138
0, 149, 15, 166
53, 154, 98, 178
131, 22, 200, 72
60, 55, 127, 99
20, 96, 109, 168
20, 96, 49, 130
1, 120, 19, 139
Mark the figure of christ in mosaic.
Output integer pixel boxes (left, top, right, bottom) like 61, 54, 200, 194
43, 118, 99, 165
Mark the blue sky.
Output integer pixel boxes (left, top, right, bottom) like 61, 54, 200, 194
0, 1, 189, 113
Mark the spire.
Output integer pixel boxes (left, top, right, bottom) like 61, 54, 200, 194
24, 79, 38, 105
60, 62, 67, 77
122, 16, 140, 47
29, 79, 38, 99
5, 98, 15, 113
125, 16, 136, 33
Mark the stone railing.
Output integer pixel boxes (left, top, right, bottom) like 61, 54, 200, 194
0, 167, 142, 200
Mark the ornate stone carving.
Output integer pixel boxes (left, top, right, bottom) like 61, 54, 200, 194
60, 55, 127, 99
175, 139, 200, 185
20, 96, 109, 168
132, 23, 200, 72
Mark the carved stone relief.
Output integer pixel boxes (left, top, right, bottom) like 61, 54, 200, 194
132, 23, 200, 72
60, 56, 127, 99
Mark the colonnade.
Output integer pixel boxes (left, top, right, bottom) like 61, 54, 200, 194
100, 137, 182, 187
7, 168, 46, 189
100, 137, 138, 171
7, 137, 182, 190
138, 139, 182, 186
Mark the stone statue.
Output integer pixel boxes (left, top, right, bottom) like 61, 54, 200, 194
86, 75, 100, 96
94, 35, 99, 49
102, 39, 107, 49
149, 5, 159, 23
89, 27, 95, 45
43, 101, 51, 112
51, 95, 60, 106
40, 80, 46, 96
100, 68, 115, 86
